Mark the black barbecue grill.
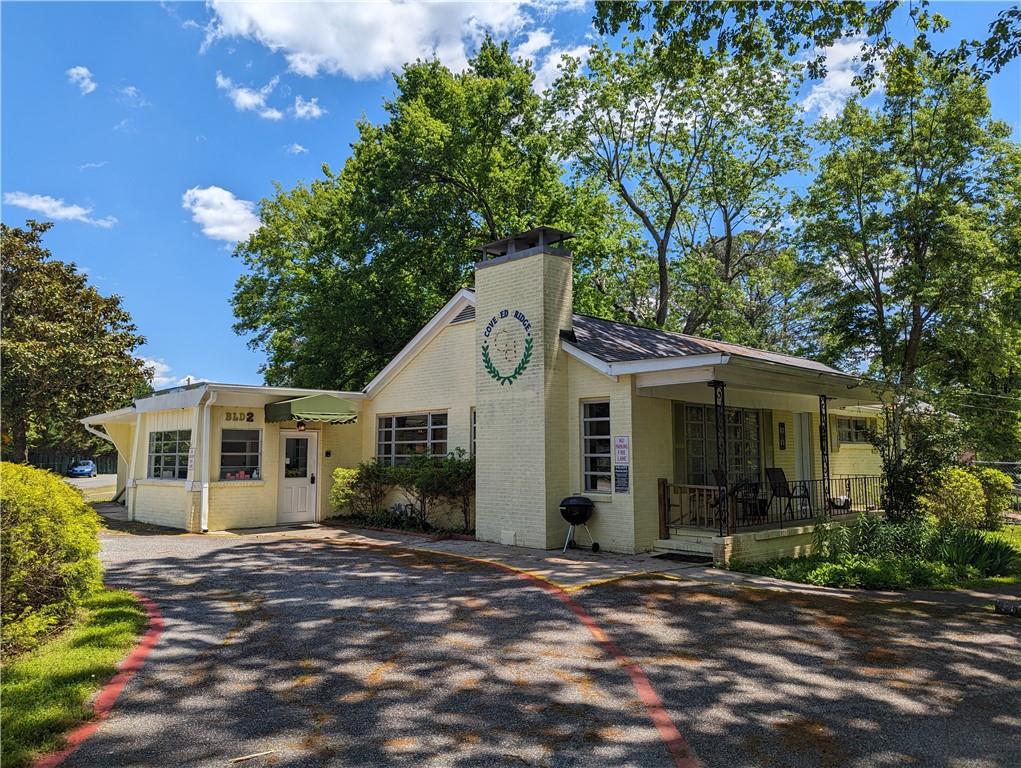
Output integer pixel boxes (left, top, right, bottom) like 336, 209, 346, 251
560, 496, 599, 553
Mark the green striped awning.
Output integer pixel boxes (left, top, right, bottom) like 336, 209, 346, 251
265, 394, 359, 424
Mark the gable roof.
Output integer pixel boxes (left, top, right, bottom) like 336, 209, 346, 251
362, 288, 476, 397
565, 314, 844, 376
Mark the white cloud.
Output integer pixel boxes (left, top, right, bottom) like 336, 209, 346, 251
3, 192, 117, 228
203, 1, 531, 79
119, 84, 151, 107
66, 65, 97, 94
293, 95, 326, 119
181, 186, 260, 242
533, 44, 588, 92
285, 142, 308, 154
113, 118, 132, 131
144, 358, 207, 389
512, 29, 553, 62
79, 161, 107, 171
802, 37, 876, 119
215, 71, 283, 119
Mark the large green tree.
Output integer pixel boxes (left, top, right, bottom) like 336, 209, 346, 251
1, 221, 151, 462
547, 31, 809, 340
594, 1, 1021, 85
233, 39, 637, 389
799, 52, 1021, 458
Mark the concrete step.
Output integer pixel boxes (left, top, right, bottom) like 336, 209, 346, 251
654, 537, 714, 555
666, 527, 718, 544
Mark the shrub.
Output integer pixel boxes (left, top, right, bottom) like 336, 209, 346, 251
391, 455, 445, 527
968, 467, 1014, 531
432, 449, 475, 532
803, 556, 954, 590
873, 407, 965, 520
813, 513, 939, 562
1, 463, 102, 653
918, 467, 986, 530
328, 467, 359, 514
332, 461, 395, 517
935, 528, 1019, 577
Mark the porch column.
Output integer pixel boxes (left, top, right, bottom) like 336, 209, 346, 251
818, 394, 831, 516
711, 381, 733, 535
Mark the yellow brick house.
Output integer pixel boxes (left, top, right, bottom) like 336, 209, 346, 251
84, 228, 885, 561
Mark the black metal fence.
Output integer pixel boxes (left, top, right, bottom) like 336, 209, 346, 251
725, 474, 883, 531
659, 474, 885, 536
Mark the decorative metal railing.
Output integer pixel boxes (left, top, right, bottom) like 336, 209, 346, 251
658, 474, 884, 537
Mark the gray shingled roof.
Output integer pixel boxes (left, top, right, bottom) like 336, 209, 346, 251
565, 314, 845, 376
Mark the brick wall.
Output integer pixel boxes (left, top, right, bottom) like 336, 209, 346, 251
474, 250, 572, 549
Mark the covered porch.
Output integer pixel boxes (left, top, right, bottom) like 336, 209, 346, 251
633, 354, 885, 544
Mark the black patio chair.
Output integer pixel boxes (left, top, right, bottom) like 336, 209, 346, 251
765, 467, 812, 520
711, 470, 765, 526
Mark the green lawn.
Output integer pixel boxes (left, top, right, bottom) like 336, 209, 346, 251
1, 589, 147, 768
988, 525, 1021, 550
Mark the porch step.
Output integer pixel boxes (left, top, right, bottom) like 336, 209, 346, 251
654, 537, 714, 556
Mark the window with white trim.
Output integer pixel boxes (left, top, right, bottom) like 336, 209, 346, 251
377, 413, 448, 465
147, 430, 191, 480
582, 401, 612, 493
837, 417, 875, 444
219, 429, 261, 480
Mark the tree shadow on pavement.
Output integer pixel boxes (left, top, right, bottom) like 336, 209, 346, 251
577, 577, 1021, 768
67, 535, 675, 768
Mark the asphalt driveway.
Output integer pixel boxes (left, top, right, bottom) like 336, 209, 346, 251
68, 530, 1020, 768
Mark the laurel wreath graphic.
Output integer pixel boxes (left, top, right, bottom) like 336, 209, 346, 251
482, 335, 533, 386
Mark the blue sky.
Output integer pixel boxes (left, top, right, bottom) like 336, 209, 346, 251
2, 2, 1018, 387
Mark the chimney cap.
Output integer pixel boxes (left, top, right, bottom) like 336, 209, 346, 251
474, 226, 574, 258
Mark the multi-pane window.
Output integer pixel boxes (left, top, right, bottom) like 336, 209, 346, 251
147, 430, 191, 480
683, 405, 761, 485
219, 429, 261, 480
376, 413, 448, 465
837, 417, 874, 444
582, 401, 612, 493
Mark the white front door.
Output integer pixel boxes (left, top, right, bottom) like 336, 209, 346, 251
278, 431, 318, 524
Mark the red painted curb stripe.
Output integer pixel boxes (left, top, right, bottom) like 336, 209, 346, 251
33, 591, 164, 768
495, 564, 701, 768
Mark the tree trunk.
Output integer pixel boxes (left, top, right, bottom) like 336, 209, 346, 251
11, 418, 29, 463
655, 243, 670, 327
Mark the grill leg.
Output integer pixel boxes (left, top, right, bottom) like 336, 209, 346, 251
563, 524, 575, 553
581, 523, 595, 547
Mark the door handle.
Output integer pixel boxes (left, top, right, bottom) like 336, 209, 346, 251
310, 473, 315, 485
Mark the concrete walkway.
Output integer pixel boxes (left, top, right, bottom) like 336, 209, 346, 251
342, 527, 1021, 607
95, 505, 1019, 608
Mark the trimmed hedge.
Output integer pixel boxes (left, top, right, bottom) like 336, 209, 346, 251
968, 466, 1014, 530
1, 463, 102, 653
918, 467, 986, 529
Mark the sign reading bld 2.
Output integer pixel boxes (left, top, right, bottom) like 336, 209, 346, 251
482, 309, 533, 385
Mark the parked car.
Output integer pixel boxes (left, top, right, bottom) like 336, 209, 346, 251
67, 460, 98, 478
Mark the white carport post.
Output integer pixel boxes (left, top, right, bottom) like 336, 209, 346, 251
199, 391, 218, 533
126, 412, 142, 521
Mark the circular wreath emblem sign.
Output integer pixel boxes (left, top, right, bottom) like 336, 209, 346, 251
481, 309, 533, 385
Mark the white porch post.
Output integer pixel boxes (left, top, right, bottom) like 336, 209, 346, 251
126, 412, 142, 521
199, 392, 218, 533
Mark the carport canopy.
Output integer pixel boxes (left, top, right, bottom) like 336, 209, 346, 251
265, 393, 359, 424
